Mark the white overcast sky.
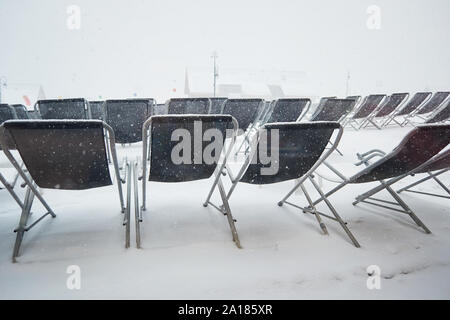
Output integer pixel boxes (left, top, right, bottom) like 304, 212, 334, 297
0, 0, 449, 100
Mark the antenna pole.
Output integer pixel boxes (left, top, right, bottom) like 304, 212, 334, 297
211, 51, 218, 97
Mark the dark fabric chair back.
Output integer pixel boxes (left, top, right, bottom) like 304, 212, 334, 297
0, 104, 17, 123
222, 99, 263, 131
311, 98, 355, 122
240, 122, 341, 184
352, 94, 386, 119
37, 98, 88, 119
209, 98, 227, 114
12, 104, 29, 119
1, 120, 112, 190
352, 124, 450, 183
149, 115, 233, 182
105, 99, 152, 143
396, 92, 431, 116
416, 92, 450, 115
426, 99, 450, 123
0, 104, 18, 149
374, 93, 408, 117
418, 149, 450, 173
167, 98, 210, 114
266, 98, 310, 123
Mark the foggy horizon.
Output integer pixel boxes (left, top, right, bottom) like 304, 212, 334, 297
1, 0, 449, 102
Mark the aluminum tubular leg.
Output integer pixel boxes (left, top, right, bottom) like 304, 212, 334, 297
10, 162, 25, 188
0, 144, 56, 219
12, 185, 34, 262
124, 161, 131, 248
355, 180, 432, 233
299, 183, 328, 235
217, 177, 241, 248
352, 175, 432, 233
203, 119, 240, 206
278, 126, 344, 206
103, 124, 126, 213
397, 169, 449, 198
105, 130, 112, 164
308, 176, 360, 247
0, 172, 24, 209
141, 119, 152, 212
133, 161, 142, 248
12, 180, 56, 262
383, 183, 431, 233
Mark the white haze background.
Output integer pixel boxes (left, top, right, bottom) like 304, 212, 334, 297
0, 0, 449, 100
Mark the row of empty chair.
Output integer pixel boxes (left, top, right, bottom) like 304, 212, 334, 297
3, 91, 449, 137
0, 115, 448, 260
0, 94, 449, 262
344, 91, 450, 129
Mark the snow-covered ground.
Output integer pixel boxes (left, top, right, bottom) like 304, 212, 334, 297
0, 125, 449, 299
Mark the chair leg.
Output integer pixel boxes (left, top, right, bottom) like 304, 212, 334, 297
308, 177, 360, 247
0, 172, 24, 209
12, 186, 35, 262
354, 180, 431, 234
124, 161, 131, 248
217, 178, 241, 248
133, 161, 142, 249
397, 169, 449, 196
384, 184, 431, 234
299, 183, 328, 235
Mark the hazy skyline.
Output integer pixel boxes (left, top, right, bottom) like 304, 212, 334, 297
0, 0, 449, 101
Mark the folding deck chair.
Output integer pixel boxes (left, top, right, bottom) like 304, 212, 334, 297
346, 94, 387, 130
167, 98, 211, 114
209, 97, 228, 114
203, 121, 359, 246
309, 98, 357, 156
89, 101, 106, 120
396, 149, 449, 199
406, 91, 450, 125
309, 98, 356, 123
0, 104, 24, 209
104, 99, 154, 144
310, 96, 337, 121
35, 98, 91, 119
425, 98, 450, 124
11, 104, 30, 119
221, 98, 264, 135
137, 115, 240, 248
236, 98, 311, 155
0, 120, 128, 262
383, 92, 432, 127
359, 93, 410, 129
221, 98, 264, 157
264, 98, 311, 124
288, 124, 450, 240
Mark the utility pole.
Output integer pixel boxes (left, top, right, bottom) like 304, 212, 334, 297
345, 71, 351, 97
0, 76, 7, 103
211, 51, 218, 97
